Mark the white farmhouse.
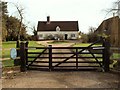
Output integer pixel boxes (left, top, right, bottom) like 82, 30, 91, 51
37, 16, 79, 40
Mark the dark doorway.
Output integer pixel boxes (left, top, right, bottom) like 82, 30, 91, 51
65, 34, 68, 40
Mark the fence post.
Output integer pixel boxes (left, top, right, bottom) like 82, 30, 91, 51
103, 38, 110, 72
25, 41, 29, 67
76, 48, 78, 70
49, 45, 52, 71
16, 40, 20, 56
20, 42, 26, 72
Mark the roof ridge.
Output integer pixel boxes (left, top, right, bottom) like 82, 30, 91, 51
38, 21, 78, 22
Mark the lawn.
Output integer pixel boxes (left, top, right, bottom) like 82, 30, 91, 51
73, 43, 103, 64
2, 41, 44, 67
48, 40, 68, 44
74, 43, 92, 47
2, 41, 16, 48
2, 41, 43, 58
73, 43, 102, 47
73, 43, 120, 59
112, 53, 120, 59
73, 43, 102, 58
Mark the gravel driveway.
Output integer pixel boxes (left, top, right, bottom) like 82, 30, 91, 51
2, 70, 119, 88
2, 41, 120, 89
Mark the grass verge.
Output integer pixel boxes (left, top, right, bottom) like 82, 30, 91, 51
2, 41, 44, 67
48, 40, 68, 44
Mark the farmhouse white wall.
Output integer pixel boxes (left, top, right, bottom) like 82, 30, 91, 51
37, 31, 78, 40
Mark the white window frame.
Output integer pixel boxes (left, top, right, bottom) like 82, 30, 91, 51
71, 34, 75, 37
39, 34, 43, 37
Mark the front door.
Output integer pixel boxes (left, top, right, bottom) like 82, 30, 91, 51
65, 34, 68, 40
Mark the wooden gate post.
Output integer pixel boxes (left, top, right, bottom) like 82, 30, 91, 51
103, 38, 110, 72
25, 41, 29, 66
76, 48, 78, 70
49, 45, 52, 71
20, 42, 26, 72
16, 40, 20, 56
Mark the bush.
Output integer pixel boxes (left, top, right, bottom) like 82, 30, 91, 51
87, 33, 99, 43
44, 34, 64, 40
44, 34, 54, 40
81, 34, 88, 43
54, 34, 64, 40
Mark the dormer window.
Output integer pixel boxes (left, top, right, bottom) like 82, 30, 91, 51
56, 26, 60, 32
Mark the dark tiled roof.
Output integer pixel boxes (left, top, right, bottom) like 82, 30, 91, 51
37, 21, 79, 31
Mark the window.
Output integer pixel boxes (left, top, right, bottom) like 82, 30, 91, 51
71, 34, 75, 37
39, 34, 43, 37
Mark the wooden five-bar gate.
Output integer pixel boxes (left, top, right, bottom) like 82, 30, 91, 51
19, 37, 110, 72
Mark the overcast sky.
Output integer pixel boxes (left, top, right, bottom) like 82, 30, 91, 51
4, 0, 117, 35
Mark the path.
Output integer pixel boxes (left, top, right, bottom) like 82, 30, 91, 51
30, 41, 77, 70
2, 40, 120, 88
36, 40, 93, 70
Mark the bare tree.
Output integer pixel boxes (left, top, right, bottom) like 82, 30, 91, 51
112, 0, 120, 16
9, 2, 25, 41
8, 2, 25, 59
87, 26, 99, 42
104, 0, 120, 18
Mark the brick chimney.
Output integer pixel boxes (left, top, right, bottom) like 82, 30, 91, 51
47, 16, 50, 24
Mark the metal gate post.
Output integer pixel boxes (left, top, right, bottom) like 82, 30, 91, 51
49, 45, 52, 71
20, 42, 27, 72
